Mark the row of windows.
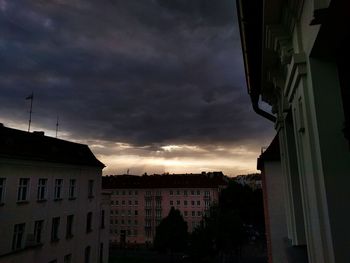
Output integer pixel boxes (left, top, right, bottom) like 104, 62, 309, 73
110, 210, 138, 216
112, 190, 138, 196
111, 200, 138, 206
110, 189, 211, 196
110, 219, 138, 225
0, 178, 94, 204
11, 211, 96, 252
109, 228, 138, 236
169, 200, 204, 206
169, 190, 210, 196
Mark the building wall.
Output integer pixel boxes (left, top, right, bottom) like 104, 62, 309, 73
107, 187, 219, 245
261, 1, 350, 262
261, 161, 288, 263
0, 158, 107, 263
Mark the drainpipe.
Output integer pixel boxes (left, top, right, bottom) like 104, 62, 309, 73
250, 93, 276, 122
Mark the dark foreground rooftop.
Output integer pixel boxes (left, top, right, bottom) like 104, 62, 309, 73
0, 124, 104, 168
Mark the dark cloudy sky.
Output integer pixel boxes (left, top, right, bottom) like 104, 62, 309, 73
0, 0, 274, 176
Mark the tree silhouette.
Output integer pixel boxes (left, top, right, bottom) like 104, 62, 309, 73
154, 207, 188, 253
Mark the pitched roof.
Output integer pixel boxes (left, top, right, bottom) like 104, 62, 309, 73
0, 124, 105, 168
102, 172, 228, 189
257, 135, 280, 170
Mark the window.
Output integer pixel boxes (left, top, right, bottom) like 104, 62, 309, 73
191, 190, 194, 195
101, 210, 105, 229
176, 200, 180, 205
37, 178, 47, 201
145, 209, 151, 217
197, 200, 200, 206
64, 254, 72, 263
205, 191, 210, 197
17, 178, 29, 201
156, 199, 161, 208
191, 201, 195, 206
111, 200, 114, 205
134, 220, 138, 225
156, 210, 162, 218
134, 229, 138, 236
176, 190, 180, 195
184, 190, 188, 196
184, 211, 188, 217
12, 223, 25, 250
115, 190, 119, 195
54, 179, 63, 200
86, 212, 92, 233
134, 210, 138, 216
0, 178, 5, 203
51, 217, 60, 242
69, 179, 76, 199
99, 243, 104, 263
34, 220, 44, 243
122, 200, 125, 205
145, 200, 151, 208
66, 215, 74, 238
115, 210, 118, 215
122, 190, 125, 195
135, 190, 138, 195
134, 200, 138, 205
128, 200, 132, 205
84, 246, 91, 263
116, 200, 119, 206
88, 180, 94, 198
184, 200, 188, 206
129, 190, 132, 195
128, 210, 131, 216
145, 220, 151, 227
145, 191, 151, 196
197, 211, 201, 217
205, 200, 210, 209
169, 190, 173, 195
128, 219, 131, 225
115, 219, 118, 224
127, 229, 131, 236
197, 190, 200, 195
192, 211, 195, 217
170, 200, 173, 206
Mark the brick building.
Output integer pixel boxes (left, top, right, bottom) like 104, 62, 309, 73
102, 172, 227, 245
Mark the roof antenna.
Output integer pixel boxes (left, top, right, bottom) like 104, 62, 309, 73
25, 92, 34, 132
55, 115, 59, 138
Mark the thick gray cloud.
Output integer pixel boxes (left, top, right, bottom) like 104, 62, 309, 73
0, 0, 274, 175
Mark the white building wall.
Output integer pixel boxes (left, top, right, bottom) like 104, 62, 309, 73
0, 158, 106, 263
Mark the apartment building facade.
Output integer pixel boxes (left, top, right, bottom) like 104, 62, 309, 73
102, 173, 227, 245
0, 125, 109, 263
237, 0, 350, 262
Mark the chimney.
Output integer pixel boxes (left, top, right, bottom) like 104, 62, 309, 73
33, 131, 45, 136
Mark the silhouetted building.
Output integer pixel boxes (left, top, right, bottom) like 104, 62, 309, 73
0, 124, 109, 263
102, 172, 228, 245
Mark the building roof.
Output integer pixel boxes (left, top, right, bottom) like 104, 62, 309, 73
102, 172, 228, 189
0, 124, 105, 168
257, 135, 280, 170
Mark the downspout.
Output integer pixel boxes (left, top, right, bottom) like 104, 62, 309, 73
250, 93, 276, 122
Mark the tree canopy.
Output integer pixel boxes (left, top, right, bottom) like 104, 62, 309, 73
154, 207, 188, 253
